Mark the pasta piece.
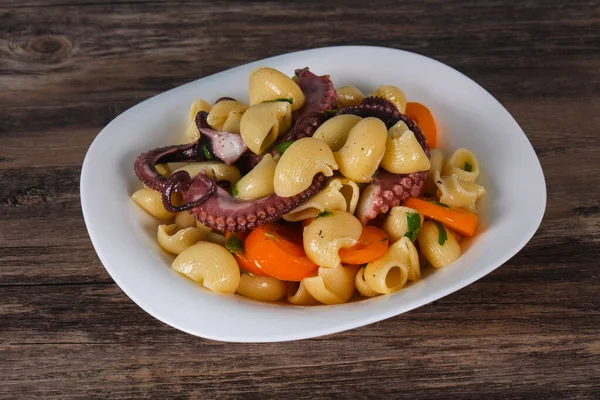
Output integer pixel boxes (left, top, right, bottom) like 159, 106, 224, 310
336, 85, 364, 108
131, 188, 174, 220
175, 211, 197, 228
382, 206, 423, 243
364, 237, 420, 294
435, 171, 486, 212
174, 162, 241, 187
302, 264, 360, 305
155, 164, 171, 177
334, 117, 387, 183
303, 211, 362, 268
283, 178, 360, 222
443, 148, 481, 182
355, 267, 380, 298
157, 224, 209, 254
186, 99, 212, 141
221, 111, 243, 134
273, 137, 338, 197
381, 120, 431, 174
207, 100, 248, 131
234, 154, 277, 200
240, 101, 292, 154
237, 274, 287, 302
312, 114, 362, 151
417, 221, 461, 268
171, 242, 240, 293
206, 231, 226, 246
196, 220, 213, 234
249, 67, 305, 111
425, 149, 444, 195
372, 85, 407, 113
287, 281, 319, 305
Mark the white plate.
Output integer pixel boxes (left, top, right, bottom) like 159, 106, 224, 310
81, 46, 546, 342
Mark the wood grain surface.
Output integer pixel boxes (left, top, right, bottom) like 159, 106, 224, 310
1, 0, 599, 398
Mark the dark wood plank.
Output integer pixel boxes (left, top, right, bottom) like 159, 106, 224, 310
0, 0, 599, 398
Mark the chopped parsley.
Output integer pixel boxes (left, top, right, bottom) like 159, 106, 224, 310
360, 263, 368, 268
201, 144, 212, 160
434, 221, 448, 246
264, 232, 278, 241
404, 212, 421, 241
316, 210, 333, 219
275, 140, 294, 156
431, 201, 450, 209
231, 182, 239, 197
381, 237, 388, 242
464, 161, 473, 172
263, 97, 293, 104
324, 109, 338, 117
241, 270, 254, 276
225, 233, 244, 254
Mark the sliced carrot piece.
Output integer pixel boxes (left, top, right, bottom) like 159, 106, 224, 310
225, 231, 269, 276
406, 102, 437, 148
244, 223, 318, 281
339, 226, 389, 265
402, 197, 478, 237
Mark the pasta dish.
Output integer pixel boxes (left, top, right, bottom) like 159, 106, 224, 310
131, 67, 486, 305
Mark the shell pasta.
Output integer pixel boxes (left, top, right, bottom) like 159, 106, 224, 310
130, 65, 489, 306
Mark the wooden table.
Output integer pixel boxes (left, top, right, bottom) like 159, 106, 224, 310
1, 1, 598, 398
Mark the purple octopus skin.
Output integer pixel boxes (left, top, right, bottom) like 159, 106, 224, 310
195, 111, 247, 165
339, 97, 431, 224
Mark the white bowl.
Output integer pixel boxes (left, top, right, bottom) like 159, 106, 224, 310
81, 46, 546, 342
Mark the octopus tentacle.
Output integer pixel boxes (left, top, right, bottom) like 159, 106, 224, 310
345, 97, 431, 224
195, 111, 247, 165
192, 174, 329, 232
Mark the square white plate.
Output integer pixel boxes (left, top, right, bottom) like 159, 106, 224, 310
81, 46, 546, 342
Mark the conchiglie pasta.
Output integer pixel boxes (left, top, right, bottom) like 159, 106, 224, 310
287, 281, 319, 305
283, 178, 360, 222
372, 85, 407, 113
237, 274, 287, 302
221, 111, 243, 134
249, 67, 305, 111
355, 267, 379, 298
334, 117, 387, 183
273, 138, 338, 197
171, 242, 240, 293
207, 100, 248, 131
186, 99, 212, 141
240, 101, 292, 154
234, 154, 277, 200
206, 231, 226, 246
417, 221, 461, 268
174, 162, 241, 187
336, 85, 364, 107
364, 237, 420, 294
302, 264, 360, 305
382, 206, 423, 243
157, 224, 209, 254
380, 120, 430, 174
435, 171, 486, 212
443, 148, 481, 182
425, 149, 444, 195
312, 114, 362, 151
131, 188, 174, 220
303, 211, 362, 268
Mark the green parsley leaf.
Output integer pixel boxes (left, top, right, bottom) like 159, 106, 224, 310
241, 269, 254, 276
431, 201, 450, 209
324, 109, 338, 117
263, 97, 293, 104
434, 221, 448, 246
315, 210, 333, 219
381, 237, 388, 242
231, 182, 239, 197
201, 144, 212, 160
275, 140, 294, 156
264, 232, 278, 240
225, 233, 244, 254
360, 263, 368, 268
464, 161, 473, 172
404, 212, 421, 241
